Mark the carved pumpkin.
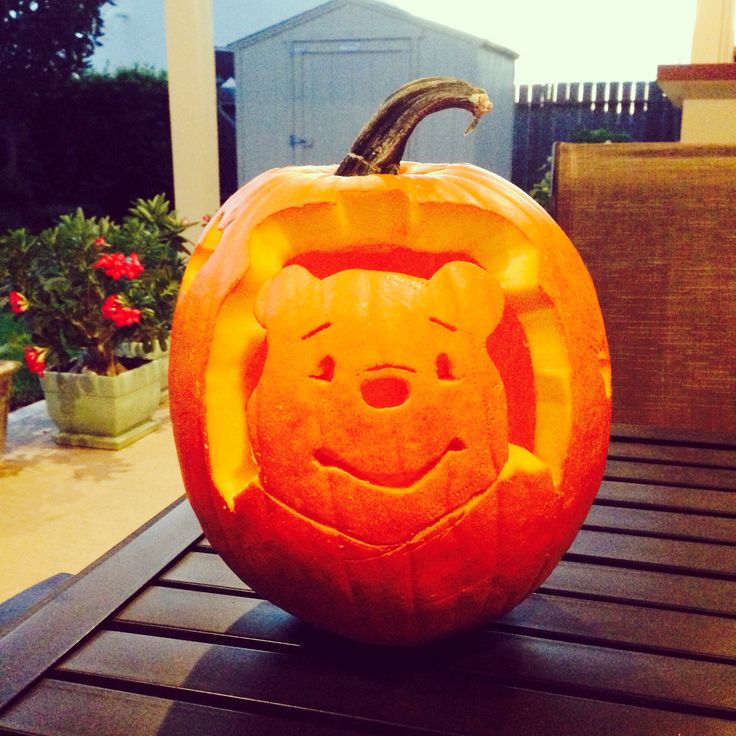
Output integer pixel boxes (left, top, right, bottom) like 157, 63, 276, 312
170, 78, 611, 645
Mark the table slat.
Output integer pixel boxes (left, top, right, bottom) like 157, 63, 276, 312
0, 679, 369, 736
568, 530, 736, 577
604, 460, 736, 490
583, 505, 736, 544
161, 552, 249, 592
497, 593, 736, 660
56, 630, 736, 718
115, 585, 736, 661
7, 674, 733, 736
595, 481, 736, 516
607, 440, 736, 469
611, 424, 736, 449
162, 550, 736, 618
198, 527, 736, 576
543, 560, 736, 616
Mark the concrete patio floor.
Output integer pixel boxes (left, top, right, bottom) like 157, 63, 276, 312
0, 399, 185, 605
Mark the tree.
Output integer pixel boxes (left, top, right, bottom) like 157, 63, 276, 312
0, 0, 110, 218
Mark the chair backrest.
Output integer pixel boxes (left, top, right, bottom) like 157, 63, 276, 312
551, 142, 736, 437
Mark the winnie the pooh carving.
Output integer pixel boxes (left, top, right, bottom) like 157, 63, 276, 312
169, 79, 611, 646
228, 261, 563, 644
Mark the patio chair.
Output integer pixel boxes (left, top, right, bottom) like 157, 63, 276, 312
551, 142, 736, 437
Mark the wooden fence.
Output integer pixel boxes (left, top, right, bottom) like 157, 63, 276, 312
512, 81, 682, 192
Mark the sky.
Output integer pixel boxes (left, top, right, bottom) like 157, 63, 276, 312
94, 0, 699, 85
383, 0, 697, 84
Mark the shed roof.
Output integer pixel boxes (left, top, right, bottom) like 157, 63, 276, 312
227, 0, 518, 59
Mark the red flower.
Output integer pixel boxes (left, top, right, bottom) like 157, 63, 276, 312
94, 253, 125, 279
94, 236, 107, 247
94, 252, 145, 280
124, 252, 144, 279
24, 346, 47, 377
8, 291, 29, 313
101, 294, 142, 327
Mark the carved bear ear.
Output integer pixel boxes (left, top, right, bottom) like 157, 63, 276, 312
427, 261, 505, 339
254, 264, 320, 329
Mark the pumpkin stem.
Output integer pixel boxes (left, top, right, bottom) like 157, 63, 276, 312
335, 77, 492, 177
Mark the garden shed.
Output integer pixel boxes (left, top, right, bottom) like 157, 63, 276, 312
228, 0, 517, 185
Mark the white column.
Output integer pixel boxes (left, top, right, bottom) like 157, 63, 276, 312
691, 0, 734, 62
680, 0, 736, 142
164, 0, 221, 225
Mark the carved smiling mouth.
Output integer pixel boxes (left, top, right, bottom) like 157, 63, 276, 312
313, 438, 466, 488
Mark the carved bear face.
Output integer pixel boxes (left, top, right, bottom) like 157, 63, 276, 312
247, 261, 509, 546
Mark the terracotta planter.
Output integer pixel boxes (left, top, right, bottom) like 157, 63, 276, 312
0, 360, 21, 450
40, 360, 161, 450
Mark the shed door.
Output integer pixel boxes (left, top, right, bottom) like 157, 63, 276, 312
291, 39, 414, 166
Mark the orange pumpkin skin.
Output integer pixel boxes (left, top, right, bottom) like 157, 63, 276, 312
170, 161, 611, 645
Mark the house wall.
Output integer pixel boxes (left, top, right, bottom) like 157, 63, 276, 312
232, 2, 515, 185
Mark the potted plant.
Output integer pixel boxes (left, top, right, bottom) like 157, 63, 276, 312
0, 196, 189, 449
0, 359, 20, 450
113, 196, 192, 399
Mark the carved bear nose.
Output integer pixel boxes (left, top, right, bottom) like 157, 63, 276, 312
360, 376, 410, 408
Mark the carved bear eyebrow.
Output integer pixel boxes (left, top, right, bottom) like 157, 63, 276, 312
429, 317, 457, 332
301, 322, 332, 340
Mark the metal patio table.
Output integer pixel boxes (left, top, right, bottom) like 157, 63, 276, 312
1, 425, 735, 735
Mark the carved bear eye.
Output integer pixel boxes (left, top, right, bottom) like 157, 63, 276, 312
436, 353, 455, 380
310, 355, 335, 382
